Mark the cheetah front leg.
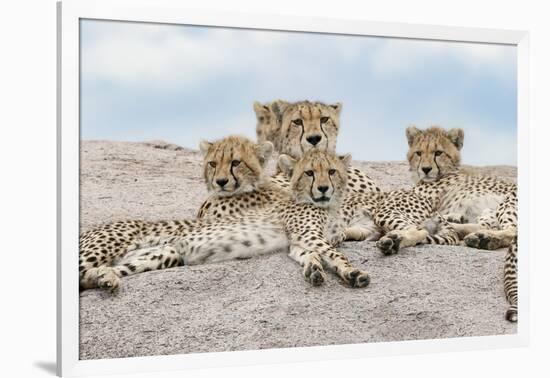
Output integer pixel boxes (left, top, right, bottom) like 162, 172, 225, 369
376, 227, 429, 255
444, 212, 467, 224
343, 226, 381, 242
464, 227, 517, 250
448, 209, 498, 239
422, 214, 461, 246
291, 233, 370, 288
319, 249, 370, 288
287, 244, 326, 286
464, 195, 517, 250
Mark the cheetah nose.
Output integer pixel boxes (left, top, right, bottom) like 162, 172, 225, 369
216, 178, 229, 187
306, 135, 322, 146
317, 185, 329, 193
422, 167, 432, 174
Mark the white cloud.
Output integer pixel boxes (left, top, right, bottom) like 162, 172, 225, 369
80, 21, 363, 91
461, 126, 517, 166
82, 20, 515, 92
368, 37, 516, 79
82, 23, 244, 89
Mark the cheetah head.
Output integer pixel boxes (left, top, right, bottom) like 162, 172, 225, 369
278, 149, 350, 209
253, 100, 289, 152
406, 126, 464, 183
200, 135, 273, 197
278, 101, 341, 159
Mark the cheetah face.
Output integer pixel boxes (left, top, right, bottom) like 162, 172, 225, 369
279, 101, 341, 160
279, 150, 350, 209
406, 126, 463, 183
253, 100, 288, 152
200, 136, 273, 197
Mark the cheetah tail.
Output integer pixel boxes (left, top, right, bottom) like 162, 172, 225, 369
504, 241, 518, 322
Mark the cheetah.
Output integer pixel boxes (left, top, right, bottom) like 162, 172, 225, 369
405, 126, 518, 322
79, 149, 370, 291
254, 99, 288, 153
196, 135, 290, 220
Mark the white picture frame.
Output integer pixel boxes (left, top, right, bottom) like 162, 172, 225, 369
57, 0, 530, 376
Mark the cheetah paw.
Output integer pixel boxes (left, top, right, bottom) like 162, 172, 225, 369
329, 232, 347, 246
376, 233, 402, 255
343, 227, 371, 243
344, 269, 370, 288
464, 232, 502, 250
506, 307, 518, 323
446, 213, 466, 224
303, 262, 326, 286
97, 267, 121, 292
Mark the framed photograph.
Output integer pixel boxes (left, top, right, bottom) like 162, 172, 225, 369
57, 0, 529, 376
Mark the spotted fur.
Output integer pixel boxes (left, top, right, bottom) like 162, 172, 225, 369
256, 100, 381, 240
254, 100, 381, 195
197, 135, 290, 219
406, 125, 518, 322
254, 99, 289, 152
374, 190, 460, 255
198, 135, 273, 198
79, 150, 370, 291
198, 135, 380, 243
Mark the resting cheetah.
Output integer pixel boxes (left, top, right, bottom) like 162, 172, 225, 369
253, 99, 288, 153
196, 135, 290, 219
79, 149, 370, 291
405, 126, 518, 322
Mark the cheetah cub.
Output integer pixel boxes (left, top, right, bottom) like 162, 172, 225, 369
406, 126, 518, 322
79, 150, 370, 291
254, 99, 288, 153
197, 135, 290, 220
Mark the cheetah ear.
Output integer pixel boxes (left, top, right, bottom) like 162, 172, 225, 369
253, 101, 270, 118
338, 154, 352, 166
199, 140, 213, 155
446, 128, 464, 150
406, 126, 422, 147
256, 141, 274, 166
270, 100, 289, 119
278, 154, 297, 177
330, 102, 342, 114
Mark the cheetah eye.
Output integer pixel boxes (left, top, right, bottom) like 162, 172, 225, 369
328, 169, 336, 175
415, 151, 422, 156
305, 170, 314, 177
231, 160, 241, 167
434, 150, 443, 156
209, 161, 217, 168
320, 116, 329, 124
292, 119, 303, 126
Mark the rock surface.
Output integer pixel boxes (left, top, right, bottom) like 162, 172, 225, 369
79, 140, 517, 360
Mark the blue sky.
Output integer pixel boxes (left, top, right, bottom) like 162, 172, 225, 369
80, 19, 517, 165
